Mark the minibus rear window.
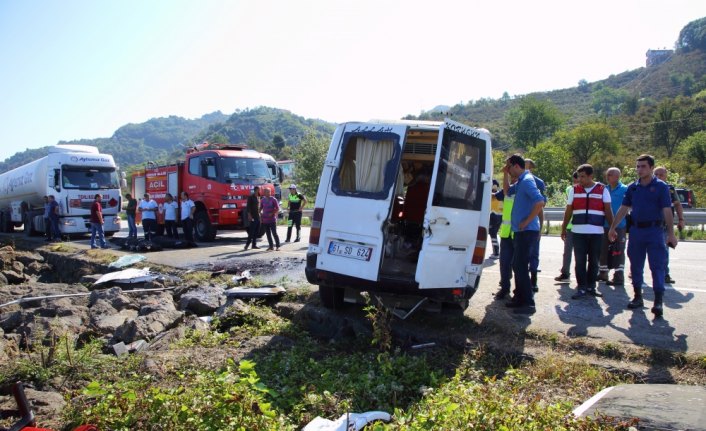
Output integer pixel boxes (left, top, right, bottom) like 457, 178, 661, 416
331, 132, 401, 200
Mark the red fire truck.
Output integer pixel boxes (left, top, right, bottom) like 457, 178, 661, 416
131, 144, 276, 241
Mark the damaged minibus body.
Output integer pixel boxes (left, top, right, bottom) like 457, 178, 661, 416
305, 119, 492, 311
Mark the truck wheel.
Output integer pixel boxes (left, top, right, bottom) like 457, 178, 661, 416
319, 283, 345, 309
194, 211, 217, 242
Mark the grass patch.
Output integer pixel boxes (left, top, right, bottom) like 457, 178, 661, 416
47, 242, 78, 253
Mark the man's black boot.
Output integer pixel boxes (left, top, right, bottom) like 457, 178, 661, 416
651, 292, 664, 317
627, 286, 644, 309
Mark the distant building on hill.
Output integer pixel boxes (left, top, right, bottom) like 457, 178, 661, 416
646, 49, 673, 67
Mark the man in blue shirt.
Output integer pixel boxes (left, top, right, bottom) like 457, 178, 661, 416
506, 154, 545, 314
525, 159, 546, 292
609, 154, 677, 318
599, 167, 628, 286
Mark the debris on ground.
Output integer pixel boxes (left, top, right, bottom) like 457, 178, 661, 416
93, 268, 156, 285
108, 254, 147, 268
225, 284, 285, 299
231, 270, 252, 284
303, 411, 391, 431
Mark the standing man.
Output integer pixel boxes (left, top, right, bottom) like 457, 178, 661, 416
138, 193, 158, 241
244, 186, 261, 250
180, 191, 196, 243
494, 164, 517, 300
555, 171, 578, 283
42, 196, 52, 241
561, 164, 613, 299
125, 193, 138, 239
488, 179, 503, 259
47, 195, 61, 242
609, 154, 677, 317
284, 184, 307, 243
598, 168, 628, 286
90, 193, 108, 249
525, 159, 546, 292
506, 154, 545, 314
260, 187, 281, 251
654, 166, 685, 284
161, 193, 179, 239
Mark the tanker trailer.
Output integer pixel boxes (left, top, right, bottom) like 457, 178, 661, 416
0, 144, 125, 237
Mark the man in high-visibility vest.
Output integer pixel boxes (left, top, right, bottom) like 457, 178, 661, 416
494, 167, 516, 300
489, 179, 503, 259
284, 184, 307, 243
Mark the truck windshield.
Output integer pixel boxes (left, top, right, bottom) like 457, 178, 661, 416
220, 157, 270, 184
62, 167, 119, 190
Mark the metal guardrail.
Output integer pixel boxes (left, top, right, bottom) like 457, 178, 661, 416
544, 207, 706, 225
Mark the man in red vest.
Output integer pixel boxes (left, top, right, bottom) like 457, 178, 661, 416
561, 164, 614, 299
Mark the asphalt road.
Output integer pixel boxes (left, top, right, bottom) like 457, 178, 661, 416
11, 224, 706, 354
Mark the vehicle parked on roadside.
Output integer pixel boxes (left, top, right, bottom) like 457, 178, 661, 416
131, 143, 276, 241
305, 119, 493, 312
675, 188, 696, 208
0, 144, 124, 237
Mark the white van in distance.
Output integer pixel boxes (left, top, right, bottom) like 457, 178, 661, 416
305, 119, 492, 311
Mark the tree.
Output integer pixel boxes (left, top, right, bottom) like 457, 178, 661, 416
524, 140, 573, 184
653, 97, 704, 157
554, 121, 620, 167
676, 17, 706, 52
505, 96, 564, 148
591, 86, 630, 117
682, 131, 706, 167
293, 130, 329, 197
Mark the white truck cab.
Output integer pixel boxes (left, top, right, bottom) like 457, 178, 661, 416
305, 119, 492, 311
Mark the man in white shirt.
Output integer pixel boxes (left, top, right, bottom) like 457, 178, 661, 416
180, 191, 196, 242
138, 193, 158, 241
561, 164, 614, 299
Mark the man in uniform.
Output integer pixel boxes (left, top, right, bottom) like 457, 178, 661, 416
284, 184, 307, 243
609, 154, 678, 317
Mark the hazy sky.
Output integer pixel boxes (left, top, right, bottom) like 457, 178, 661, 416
1, 0, 705, 162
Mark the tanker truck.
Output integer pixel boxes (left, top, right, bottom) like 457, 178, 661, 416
0, 144, 125, 237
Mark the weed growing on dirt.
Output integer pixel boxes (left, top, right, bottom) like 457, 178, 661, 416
364, 300, 393, 351
0, 334, 111, 389
64, 359, 293, 431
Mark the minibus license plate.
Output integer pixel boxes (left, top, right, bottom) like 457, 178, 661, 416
328, 241, 372, 261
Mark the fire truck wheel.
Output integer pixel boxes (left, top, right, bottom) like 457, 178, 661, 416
194, 211, 217, 242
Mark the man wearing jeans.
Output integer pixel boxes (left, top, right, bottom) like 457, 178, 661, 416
561, 164, 613, 299
505, 154, 545, 314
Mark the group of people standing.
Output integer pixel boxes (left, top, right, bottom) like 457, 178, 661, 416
243, 184, 307, 251
123, 191, 196, 242
488, 153, 679, 318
